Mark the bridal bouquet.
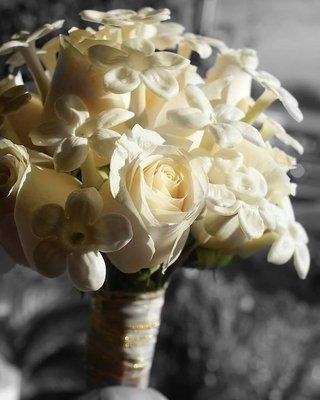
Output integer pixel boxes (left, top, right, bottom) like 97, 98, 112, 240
0, 6, 310, 390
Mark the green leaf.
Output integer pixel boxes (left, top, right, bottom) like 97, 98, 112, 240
197, 247, 218, 268
196, 248, 233, 269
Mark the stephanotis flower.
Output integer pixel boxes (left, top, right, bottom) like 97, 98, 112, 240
30, 94, 134, 172
201, 147, 290, 244
0, 20, 65, 55
148, 22, 184, 50
267, 198, 310, 279
217, 48, 304, 123
178, 33, 228, 59
206, 163, 274, 240
31, 187, 133, 291
261, 117, 304, 155
88, 38, 189, 99
147, 22, 227, 57
0, 20, 65, 101
246, 69, 303, 123
168, 84, 265, 148
80, 7, 170, 28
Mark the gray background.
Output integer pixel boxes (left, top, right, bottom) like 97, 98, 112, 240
0, 1, 320, 399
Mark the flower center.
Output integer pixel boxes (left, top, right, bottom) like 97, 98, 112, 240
127, 52, 150, 71
153, 163, 183, 198
0, 164, 10, 185
70, 231, 86, 246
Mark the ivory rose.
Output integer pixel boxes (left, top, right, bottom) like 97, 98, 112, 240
0, 138, 30, 214
100, 124, 208, 273
0, 138, 30, 269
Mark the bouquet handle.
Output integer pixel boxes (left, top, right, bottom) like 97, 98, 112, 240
87, 289, 165, 389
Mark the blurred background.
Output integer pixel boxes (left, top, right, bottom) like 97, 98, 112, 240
0, 0, 320, 399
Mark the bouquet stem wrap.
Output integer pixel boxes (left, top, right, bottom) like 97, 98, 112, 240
87, 288, 165, 389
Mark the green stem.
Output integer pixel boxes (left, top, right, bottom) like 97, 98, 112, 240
81, 149, 103, 189
242, 90, 277, 124
20, 44, 50, 103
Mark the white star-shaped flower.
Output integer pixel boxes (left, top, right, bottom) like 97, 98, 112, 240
267, 198, 310, 279
0, 20, 64, 101
248, 69, 303, 122
32, 188, 133, 291
204, 148, 280, 241
88, 38, 189, 99
179, 33, 228, 59
0, 20, 64, 56
149, 22, 185, 50
30, 94, 134, 172
80, 7, 170, 27
261, 117, 304, 154
168, 84, 265, 148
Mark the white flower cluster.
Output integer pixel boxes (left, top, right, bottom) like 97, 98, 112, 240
0, 7, 310, 291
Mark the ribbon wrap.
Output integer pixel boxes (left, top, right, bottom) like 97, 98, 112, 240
87, 289, 165, 389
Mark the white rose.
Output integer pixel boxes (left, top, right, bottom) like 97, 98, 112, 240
0, 138, 30, 214
100, 124, 208, 273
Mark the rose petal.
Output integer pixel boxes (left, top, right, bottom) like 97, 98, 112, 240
129, 124, 165, 150
33, 239, 67, 278
141, 68, 179, 100
54, 136, 88, 172
32, 203, 65, 238
65, 187, 103, 226
67, 251, 106, 292
91, 213, 133, 252
103, 66, 140, 94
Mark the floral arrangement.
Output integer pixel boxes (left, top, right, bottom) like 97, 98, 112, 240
0, 6, 310, 390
